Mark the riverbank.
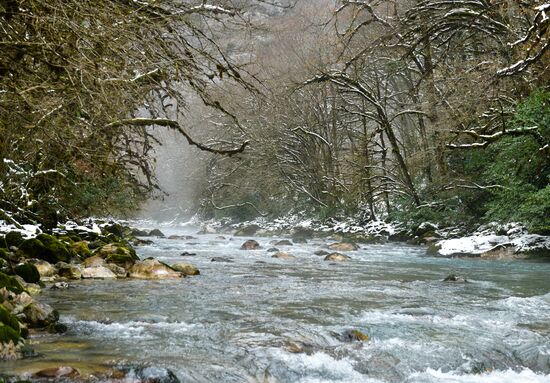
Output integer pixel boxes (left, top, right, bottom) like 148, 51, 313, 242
0, 220, 202, 382
195, 215, 550, 260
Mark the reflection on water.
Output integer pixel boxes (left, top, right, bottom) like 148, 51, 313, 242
4, 226, 550, 382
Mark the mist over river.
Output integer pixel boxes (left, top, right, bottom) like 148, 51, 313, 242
4, 224, 550, 383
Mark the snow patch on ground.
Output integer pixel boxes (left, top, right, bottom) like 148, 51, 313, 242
438, 235, 510, 256
436, 223, 550, 257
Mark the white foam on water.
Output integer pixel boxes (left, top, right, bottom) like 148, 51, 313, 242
65, 318, 196, 339
497, 293, 550, 320
269, 349, 379, 383
407, 368, 550, 383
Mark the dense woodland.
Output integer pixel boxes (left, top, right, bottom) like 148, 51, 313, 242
1, 0, 549, 232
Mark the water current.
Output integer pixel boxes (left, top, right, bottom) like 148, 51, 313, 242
4, 225, 550, 382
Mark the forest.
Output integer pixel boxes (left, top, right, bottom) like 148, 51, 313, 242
1, 0, 549, 233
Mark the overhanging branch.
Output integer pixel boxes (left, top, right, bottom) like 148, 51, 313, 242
104, 118, 249, 156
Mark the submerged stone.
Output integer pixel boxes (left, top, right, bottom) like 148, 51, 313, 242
271, 252, 296, 260
443, 274, 467, 283
328, 242, 358, 251
34, 366, 80, 379
274, 240, 293, 246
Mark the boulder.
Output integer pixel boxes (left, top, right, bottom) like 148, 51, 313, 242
234, 224, 261, 237
324, 252, 351, 262
103, 223, 128, 238
267, 247, 279, 253
5, 231, 24, 248
83, 255, 105, 268
56, 262, 82, 280
81, 266, 117, 279
0, 272, 26, 294
0, 305, 21, 337
14, 263, 40, 283
18, 234, 73, 264
271, 252, 296, 260
94, 243, 138, 262
105, 264, 128, 278
274, 240, 293, 246
314, 250, 329, 256
480, 244, 516, 259
105, 253, 137, 269
240, 240, 260, 250
70, 241, 92, 258
170, 263, 200, 276
131, 228, 150, 237
22, 301, 59, 328
129, 259, 182, 279
30, 259, 56, 278
216, 236, 226, 240
149, 229, 165, 238
328, 242, 358, 251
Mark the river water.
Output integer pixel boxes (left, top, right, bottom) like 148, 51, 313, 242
4, 225, 550, 382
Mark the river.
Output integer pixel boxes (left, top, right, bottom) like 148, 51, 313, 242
4, 225, 550, 382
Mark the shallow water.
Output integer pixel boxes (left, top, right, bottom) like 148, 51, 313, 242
4, 226, 550, 382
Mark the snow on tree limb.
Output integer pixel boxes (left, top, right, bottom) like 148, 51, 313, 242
105, 118, 249, 156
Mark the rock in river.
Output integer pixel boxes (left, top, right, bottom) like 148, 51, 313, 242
81, 266, 117, 279
129, 259, 182, 279
171, 263, 200, 276
240, 240, 260, 250
324, 252, 351, 262
443, 274, 467, 283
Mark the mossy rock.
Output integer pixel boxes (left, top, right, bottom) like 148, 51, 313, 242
18, 234, 73, 264
148, 229, 165, 237
70, 241, 92, 258
0, 305, 20, 335
103, 223, 126, 238
14, 264, 40, 284
130, 228, 149, 237
0, 324, 20, 345
88, 239, 107, 250
105, 253, 137, 269
5, 231, 24, 248
0, 272, 26, 294
95, 243, 138, 260
0, 236, 7, 249
0, 248, 9, 260
57, 235, 74, 244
